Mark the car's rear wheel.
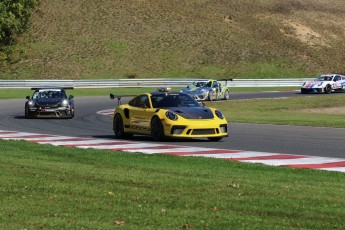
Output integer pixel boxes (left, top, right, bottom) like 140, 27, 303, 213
113, 113, 126, 138
223, 90, 230, 100
151, 116, 165, 141
325, 84, 332, 94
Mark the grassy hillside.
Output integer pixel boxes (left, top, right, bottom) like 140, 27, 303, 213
2, 0, 345, 79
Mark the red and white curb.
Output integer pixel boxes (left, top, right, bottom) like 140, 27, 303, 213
1, 130, 345, 173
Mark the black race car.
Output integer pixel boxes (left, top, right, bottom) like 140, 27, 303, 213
25, 87, 75, 118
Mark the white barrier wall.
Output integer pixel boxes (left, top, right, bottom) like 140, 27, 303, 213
0, 78, 312, 88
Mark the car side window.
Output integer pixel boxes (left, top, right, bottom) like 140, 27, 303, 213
129, 95, 150, 108
129, 97, 139, 106
139, 95, 150, 108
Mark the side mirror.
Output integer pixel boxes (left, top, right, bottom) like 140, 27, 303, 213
26, 96, 30, 99
199, 102, 206, 107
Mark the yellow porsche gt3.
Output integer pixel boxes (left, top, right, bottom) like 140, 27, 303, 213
110, 88, 228, 141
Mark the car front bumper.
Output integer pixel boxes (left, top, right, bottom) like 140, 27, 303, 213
28, 106, 73, 118
162, 119, 228, 139
301, 88, 323, 93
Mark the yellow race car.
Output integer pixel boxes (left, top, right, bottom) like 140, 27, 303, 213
110, 88, 228, 141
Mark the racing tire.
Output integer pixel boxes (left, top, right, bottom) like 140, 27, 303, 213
208, 90, 214, 101
223, 90, 230, 100
325, 84, 332, 94
208, 137, 223, 142
67, 107, 74, 119
25, 106, 34, 119
70, 107, 75, 118
151, 116, 165, 141
113, 113, 127, 138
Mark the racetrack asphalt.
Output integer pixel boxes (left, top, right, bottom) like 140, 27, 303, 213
1, 91, 345, 172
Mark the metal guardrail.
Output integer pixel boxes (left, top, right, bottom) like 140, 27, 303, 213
0, 78, 312, 89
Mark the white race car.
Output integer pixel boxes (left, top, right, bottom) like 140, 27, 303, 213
301, 74, 345, 94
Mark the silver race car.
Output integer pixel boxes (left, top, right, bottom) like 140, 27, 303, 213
181, 79, 231, 101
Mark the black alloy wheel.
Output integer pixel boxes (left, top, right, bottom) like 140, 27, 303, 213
151, 116, 165, 141
113, 113, 126, 138
325, 84, 332, 94
25, 106, 33, 119
223, 90, 230, 100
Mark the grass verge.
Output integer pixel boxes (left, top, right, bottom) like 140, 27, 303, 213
209, 94, 345, 128
1, 140, 344, 229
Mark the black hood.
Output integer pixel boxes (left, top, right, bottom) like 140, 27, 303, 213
169, 107, 214, 119
35, 98, 62, 106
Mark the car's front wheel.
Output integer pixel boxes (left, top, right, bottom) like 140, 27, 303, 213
25, 106, 34, 119
68, 107, 74, 119
208, 137, 223, 142
151, 116, 165, 141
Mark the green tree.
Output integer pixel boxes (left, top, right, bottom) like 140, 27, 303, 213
0, 0, 37, 45
0, 0, 37, 68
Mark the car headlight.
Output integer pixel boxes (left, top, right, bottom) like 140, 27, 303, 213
165, 111, 178, 121
215, 110, 224, 119
61, 99, 69, 106
28, 100, 35, 107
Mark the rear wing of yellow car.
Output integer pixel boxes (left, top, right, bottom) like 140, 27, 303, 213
110, 93, 137, 106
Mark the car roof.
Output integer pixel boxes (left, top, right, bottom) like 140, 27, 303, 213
319, 74, 344, 77
31, 87, 73, 91
148, 91, 186, 96
194, 79, 213, 82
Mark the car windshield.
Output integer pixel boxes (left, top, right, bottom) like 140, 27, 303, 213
193, 81, 208, 87
151, 93, 200, 108
317, 76, 333, 81
193, 81, 212, 88
32, 90, 66, 99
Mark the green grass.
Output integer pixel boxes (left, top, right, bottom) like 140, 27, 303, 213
2, 0, 345, 79
209, 94, 345, 128
1, 140, 344, 229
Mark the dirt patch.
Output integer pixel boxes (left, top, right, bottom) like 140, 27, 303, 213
281, 20, 329, 47
292, 106, 345, 114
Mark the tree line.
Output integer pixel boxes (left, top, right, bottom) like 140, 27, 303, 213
0, 0, 38, 67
